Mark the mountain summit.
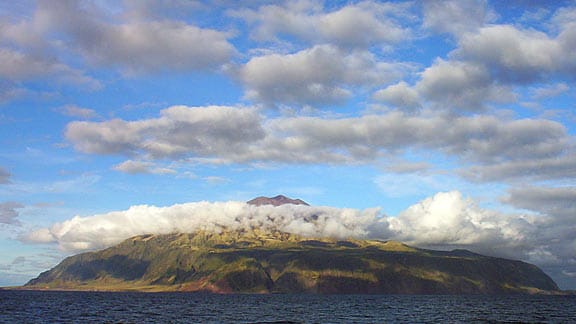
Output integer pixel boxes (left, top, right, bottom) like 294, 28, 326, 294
247, 195, 309, 207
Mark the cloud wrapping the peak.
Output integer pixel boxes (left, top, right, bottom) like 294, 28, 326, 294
26, 201, 382, 251
23, 191, 574, 282
23, 189, 576, 287
16, 192, 538, 256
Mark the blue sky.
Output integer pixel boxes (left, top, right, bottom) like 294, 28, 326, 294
1, 0, 575, 289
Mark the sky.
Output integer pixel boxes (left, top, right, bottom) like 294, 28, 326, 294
0, 0, 575, 289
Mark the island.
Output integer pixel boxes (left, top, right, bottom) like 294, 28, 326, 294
24, 196, 560, 294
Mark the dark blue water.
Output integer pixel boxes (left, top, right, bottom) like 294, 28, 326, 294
1, 290, 574, 323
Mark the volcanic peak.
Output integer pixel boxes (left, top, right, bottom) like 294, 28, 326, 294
247, 195, 309, 207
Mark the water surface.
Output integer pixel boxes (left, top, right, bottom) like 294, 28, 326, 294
1, 290, 574, 323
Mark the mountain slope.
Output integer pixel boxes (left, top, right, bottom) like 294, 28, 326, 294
25, 230, 559, 294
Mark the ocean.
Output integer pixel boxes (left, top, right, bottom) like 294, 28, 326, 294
1, 290, 574, 323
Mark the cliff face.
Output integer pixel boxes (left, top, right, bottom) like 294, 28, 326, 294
25, 230, 559, 294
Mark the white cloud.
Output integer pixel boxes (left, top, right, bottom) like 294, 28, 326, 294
0, 47, 101, 90
230, 0, 411, 48
57, 104, 99, 119
112, 160, 176, 175
88, 21, 235, 75
34, 1, 235, 75
203, 176, 231, 185
454, 23, 576, 83
66, 105, 265, 159
25, 201, 382, 251
389, 191, 528, 250
423, 0, 491, 36
372, 81, 421, 110
266, 113, 567, 164
65, 106, 572, 183
238, 45, 404, 106
407, 20, 576, 112
415, 59, 515, 111
463, 154, 576, 182
455, 25, 561, 83
552, 7, 576, 30
531, 83, 569, 100
503, 186, 576, 219
502, 185, 576, 287
13, 192, 537, 256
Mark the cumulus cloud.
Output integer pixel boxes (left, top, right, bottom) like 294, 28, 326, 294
455, 25, 562, 83
238, 45, 405, 106
0, 201, 24, 225
415, 59, 515, 111
405, 18, 576, 113
502, 186, 576, 288
0, 6, 100, 99
453, 22, 576, 83
463, 154, 576, 182
66, 105, 265, 159
230, 0, 411, 48
65, 105, 571, 180
423, 0, 491, 36
372, 81, 421, 111
0, 47, 101, 90
34, 1, 235, 75
267, 113, 567, 164
389, 191, 532, 254
503, 186, 576, 219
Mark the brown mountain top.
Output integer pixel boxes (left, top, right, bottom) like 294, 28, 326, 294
247, 195, 310, 207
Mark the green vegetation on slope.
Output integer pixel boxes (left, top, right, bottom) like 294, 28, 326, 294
25, 230, 560, 294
